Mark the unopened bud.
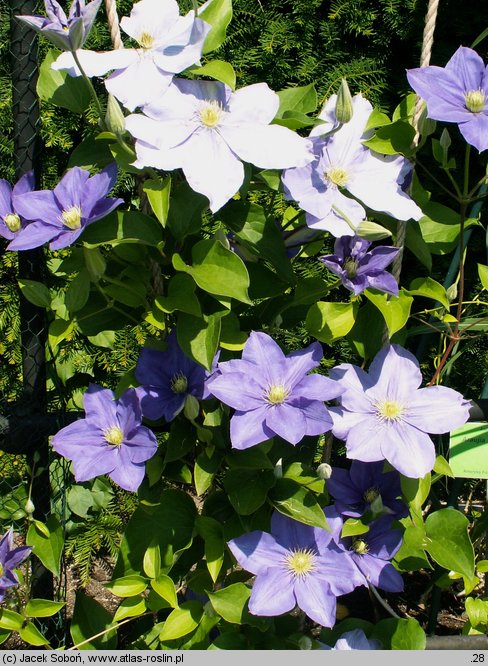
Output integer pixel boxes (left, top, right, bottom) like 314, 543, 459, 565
105, 94, 126, 136
25, 498, 35, 515
274, 458, 283, 479
335, 79, 354, 124
183, 394, 200, 421
214, 229, 231, 250
356, 220, 392, 241
316, 463, 332, 480
446, 283, 458, 303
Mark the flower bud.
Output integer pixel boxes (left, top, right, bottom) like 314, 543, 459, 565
184, 394, 200, 421
316, 462, 332, 480
447, 283, 458, 303
25, 498, 35, 516
274, 457, 283, 479
356, 220, 392, 241
105, 94, 126, 136
335, 79, 354, 124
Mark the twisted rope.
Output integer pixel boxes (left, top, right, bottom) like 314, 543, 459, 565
105, 0, 123, 49
384, 0, 440, 344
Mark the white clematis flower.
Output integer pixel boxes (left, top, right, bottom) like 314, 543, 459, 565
282, 94, 423, 237
52, 0, 211, 111
125, 79, 315, 212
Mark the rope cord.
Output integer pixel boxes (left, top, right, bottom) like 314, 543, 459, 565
105, 0, 123, 49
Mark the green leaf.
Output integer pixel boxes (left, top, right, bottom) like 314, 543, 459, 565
194, 448, 223, 496
65, 270, 91, 312
19, 622, 49, 647
143, 543, 161, 580
106, 575, 148, 597
275, 83, 317, 117
26, 515, 64, 577
363, 120, 416, 156
364, 288, 413, 336
207, 583, 251, 624
269, 478, 328, 530
401, 473, 431, 511
418, 201, 477, 254
306, 301, 357, 343
151, 574, 178, 609
25, 599, 65, 618
195, 516, 225, 583
68, 134, 115, 170
424, 508, 475, 579
341, 517, 369, 538
188, 60, 236, 89
173, 239, 251, 304
82, 210, 164, 248
143, 177, 171, 227
177, 312, 221, 371
466, 597, 488, 630
48, 317, 75, 349
433, 455, 454, 478
372, 617, 426, 650
37, 49, 90, 112
478, 264, 488, 291
70, 592, 117, 650
68, 485, 97, 518
159, 602, 203, 641
223, 468, 275, 515
113, 597, 147, 622
200, 0, 233, 54
347, 302, 386, 360
113, 490, 196, 577
154, 273, 202, 317
18, 279, 51, 308
394, 521, 431, 572
0, 609, 23, 631
407, 277, 450, 309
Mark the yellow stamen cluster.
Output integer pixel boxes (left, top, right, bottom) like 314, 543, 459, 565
465, 89, 486, 113
352, 539, 369, 555
104, 426, 124, 447
325, 166, 350, 188
375, 399, 404, 422
199, 101, 222, 128
364, 486, 380, 504
170, 372, 188, 394
4, 213, 21, 233
284, 548, 316, 578
138, 31, 155, 49
265, 384, 289, 404
343, 257, 358, 278
61, 205, 82, 230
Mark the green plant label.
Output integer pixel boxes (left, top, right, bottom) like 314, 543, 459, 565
449, 422, 488, 478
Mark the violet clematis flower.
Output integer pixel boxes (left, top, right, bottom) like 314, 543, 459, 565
326, 508, 404, 593
321, 628, 381, 650
329, 344, 471, 479
320, 236, 399, 296
51, 384, 158, 492
0, 528, 31, 602
281, 94, 422, 237
206, 331, 343, 450
0, 171, 35, 241
125, 79, 314, 212
135, 330, 215, 422
227, 511, 364, 627
407, 46, 488, 153
328, 460, 407, 520
7, 164, 123, 251
18, 0, 101, 51
53, 0, 211, 111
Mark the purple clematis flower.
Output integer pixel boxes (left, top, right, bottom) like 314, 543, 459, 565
7, 164, 123, 251
320, 236, 400, 296
328, 460, 407, 520
227, 511, 364, 627
51, 384, 158, 492
125, 79, 314, 212
329, 344, 471, 478
407, 46, 488, 153
281, 94, 422, 237
321, 628, 381, 650
326, 507, 404, 593
53, 0, 210, 111
135, 330, 215, 422
206, 331, 343, 450
0, 171, 35, 241
0, 528, 31, 602
18, 0, 101, 51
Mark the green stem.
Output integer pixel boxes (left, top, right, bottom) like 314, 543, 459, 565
71, 50, 106, 128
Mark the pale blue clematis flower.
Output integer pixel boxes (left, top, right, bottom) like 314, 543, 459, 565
53, 0, 211, 111
125, 79, 314, 212
321, 628, 382, 650
281, 94, 422, 237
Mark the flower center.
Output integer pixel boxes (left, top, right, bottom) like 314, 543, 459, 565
352, 538, 369, 555
4, 213, 21, 233
375, 399, 405, 422
325, 166, 350, 187
199, 101, 222, 128
465, 89, 486, 113
364, 486, 380, 504
138, 31, 155, 49
343, 257, 358, 278
61, 205, 82, 230
104, 426, 124, 447
284, 548, 316, 578
170, 372, 188, 394
265, 384, 289, 404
